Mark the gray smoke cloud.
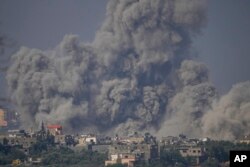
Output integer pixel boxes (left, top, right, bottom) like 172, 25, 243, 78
157, 60, 217, 137
202, 81, 250, 140
6, 0, 250, 139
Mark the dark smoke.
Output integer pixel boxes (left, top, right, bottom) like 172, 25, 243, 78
6, 0, 250, 140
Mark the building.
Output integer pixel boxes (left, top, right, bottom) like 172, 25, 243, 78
105, 153, 136, 167
47, 125, 62, 135
0, 134, 37, 154
27, 157, 42, 165
238, 135, 250, 144
120, 136, 145, 144
7, 129, 27, 138
179, 146, 205, 165
54, 134, 65, 145
161, 136, 179, 145
76, 134, 97, 145
0, 108, 7, 127
85, 134, 97, 144
179, 147, 204, 157
108, 143, 159, 163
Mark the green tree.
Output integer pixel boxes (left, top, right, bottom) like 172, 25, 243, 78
0, 145, 26, 165
160, 149, 189, 167
201, 158, 219, 167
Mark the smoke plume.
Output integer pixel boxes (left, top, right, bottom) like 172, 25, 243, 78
202, 81, 250, 140
6, 0, 250, 139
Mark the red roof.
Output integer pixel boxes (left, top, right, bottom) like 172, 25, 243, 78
47, 125, 62, 129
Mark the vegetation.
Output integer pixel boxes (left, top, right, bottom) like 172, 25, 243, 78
200, 140, 250, 163
0, 144, 26, 165
1, 140, 250, 166
40, 147, 107, 167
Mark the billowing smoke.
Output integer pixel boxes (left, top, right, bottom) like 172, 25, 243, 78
158, 60, 217, 137
6, 0, 250, 139
202, 81, 250, 140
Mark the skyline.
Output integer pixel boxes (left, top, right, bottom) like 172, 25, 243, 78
0, 0, 250, 140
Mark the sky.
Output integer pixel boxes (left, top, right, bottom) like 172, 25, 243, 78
0, 0, 250, 97
194, 0, 250, 93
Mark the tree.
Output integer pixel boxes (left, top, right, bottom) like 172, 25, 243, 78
3, 137, 9, 145
201, 158, 219, 167
29, 141, 48, 155
204, 141, 230, 162
0, 145, 26, 165
160, 149, 189, 167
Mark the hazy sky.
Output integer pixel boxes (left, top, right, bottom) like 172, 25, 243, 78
0, 0, 250, 96
194, 0, 250, 93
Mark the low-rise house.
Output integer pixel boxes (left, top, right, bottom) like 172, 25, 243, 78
85, 135, 97, 144
237, 135, 250, 144
27, 157, 42, 165
105, 153, 136, 167
47, 125, 63, 136
76, 134, 97, 145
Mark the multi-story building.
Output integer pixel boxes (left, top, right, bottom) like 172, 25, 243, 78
179, 146, 204, 157
0, 130, 37, 154
108, 143, 159, 164
179, 146, 205, 165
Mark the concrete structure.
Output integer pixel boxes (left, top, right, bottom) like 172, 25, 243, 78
238, 135, 250, 144
54, 134, 65, 145
179, 147, 205, 165
105, 153, 136, 167
28, 157, 42, 165
85, 135, 97, 144
161, 136, 179, 145
76, 134, 97, 145
77, 136, 87, 146
47, 125, 62, 135
120, 136, 145, 144
7, 129, 26, 137
179, 147, 204, 157
8, 136, 36, 149
0, 108, 7, 127
0, 135, 37, 154
108, 143, 159, 163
